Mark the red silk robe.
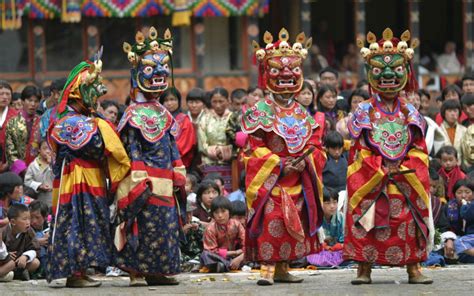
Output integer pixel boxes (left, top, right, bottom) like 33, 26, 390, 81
343, 98, 431, 265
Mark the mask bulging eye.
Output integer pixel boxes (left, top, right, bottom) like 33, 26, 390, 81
270, 68, 279, 75
143, 66, 153, 75
372, 67, 381, 75
394, 66, 404, 74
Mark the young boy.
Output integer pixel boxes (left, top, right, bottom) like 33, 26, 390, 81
307, 189, 344, 267
1, 204, 40, 281
231, 200, 246, 227
200, 196, 245, 272
437, 146, 466, 200
24, 140, 53, 207
180, 202, 204, 272
0, 172, 24, 228
322, 131, 348, 192
29, 200, 49, 276
439, 99, 467, 159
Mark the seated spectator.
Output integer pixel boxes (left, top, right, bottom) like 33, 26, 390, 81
28, 200, 49, 278
0, 172, 24, 228
461, 121, 474, 173
461, 94, 474, 127
437, 146, 466, 200
180, 202, 204, 272
454, 185, 474, 263
307, 189, 344, 267
24, 140, 53, 207
446, 179, 474, 237
437, 41, 462, 74
228, 172, 245, 203
423, 169, 452, 267
1, 204, 40, 281
203, 173, 228, 197
200, 196, 245, 272
185, 173, 199, 209
231, 200, 246, 227
462, 72, 474, 95
439, 100, 467, 158
193, 180, 220, 228
322, 131, 348, 193
435, 84, 467, 125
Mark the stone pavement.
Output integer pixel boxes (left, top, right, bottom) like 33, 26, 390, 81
1, 265, 474, 296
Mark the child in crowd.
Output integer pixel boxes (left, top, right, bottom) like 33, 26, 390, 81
307, 189, 344, 267
185, 173, 199, 209
231, 200, 246, 227
228, 173, 246, 203
200, 196, 245, 272
180, 203, 204, 272
28, 200, 49, 277
423, 169, 451, 266
0, 172, 24, 228
445, 179, 474, 262
204, 173, 229, 197
193, 180, 220, 227
322, 131, 348, 193
24, 140, 53, 207
454, 182, 474, 263
439, 99, 467, 158
437, 146, 466, 200
1, 204, 40, 281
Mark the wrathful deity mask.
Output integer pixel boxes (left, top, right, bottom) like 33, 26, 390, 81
253, 28, 312, 95
123, 27, 173, 99
357, 28, 419, 96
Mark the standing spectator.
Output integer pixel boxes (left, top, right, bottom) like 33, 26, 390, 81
437, 146, 466, 201
16, 86, 42, 165
439, 100, 467, 158
246, 86, 264, 108
296, 81, 316, 115
322, 131, 348, 193
10, 93, 22, 110
229, 88, 247, 113
437, 41, 463, 74
99, 100, 119, 126
461, 123, 474, 173
160, 87, 196, 169
24, 140, 53, 207
0, 81, 26, 172
198, 87, 234, 192
186, 87, 207, 126
341, 43, 359, 73
39, 78, 66, 140
319, 67, 339, 90
316, 84, 345, 126
336, 88, 369, 139
407, 91, 448, 156
200, 196, 245, 273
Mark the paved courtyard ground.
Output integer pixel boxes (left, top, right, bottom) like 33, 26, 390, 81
1, 265, 474, 295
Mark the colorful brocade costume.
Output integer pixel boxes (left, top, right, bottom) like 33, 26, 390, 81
242, 29, 325, 285
343, 29, 433, 285
46, 50, 130, 284
114, 27, 186, 281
